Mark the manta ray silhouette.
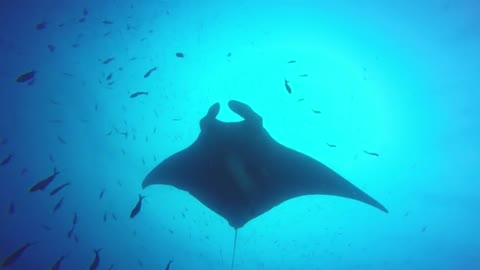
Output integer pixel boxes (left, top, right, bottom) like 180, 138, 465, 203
142, 100, 388, 268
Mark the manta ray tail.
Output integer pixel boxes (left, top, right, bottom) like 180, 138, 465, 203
231, 229, 238, 270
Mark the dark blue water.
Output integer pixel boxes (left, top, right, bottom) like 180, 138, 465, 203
1, 0, 479, 269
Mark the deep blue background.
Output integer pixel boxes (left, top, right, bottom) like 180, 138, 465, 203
1, 0, 479, 269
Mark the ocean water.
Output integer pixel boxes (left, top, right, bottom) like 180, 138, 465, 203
1, 0, 479, 269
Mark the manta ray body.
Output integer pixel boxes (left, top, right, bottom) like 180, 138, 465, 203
142, 100, 387, 228
142, 100, 387, 269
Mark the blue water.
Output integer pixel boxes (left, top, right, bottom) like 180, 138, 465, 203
1, 0, 479, 269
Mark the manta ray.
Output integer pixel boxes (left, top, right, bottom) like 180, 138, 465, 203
142, 100, 388, 268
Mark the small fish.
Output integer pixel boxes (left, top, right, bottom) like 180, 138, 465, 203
102, 20, 114, 24
287, 60, 296, 64
8, 202, 15, 215
29, 168, 60, 192
57, 136, 66, 144
1, 242, 37, 267
36, 21, 47, 30
102, 57, 115, 64
107, 264, 115, 270
50, 255, 66, 270
52, 197, 64, 213
106, 73, 113, 80
89, 249, 102, 270
48, 44, 56, 52
164, 259, 174, 270
298, 74, 308, 77
363, 150, 379, 157
421, 225, 428, 232
67, 226, 75, 239
130, 194, 146, 219
326, 143, 337, 148
111, 213, 117, 221
284, 77, 292, 94
49, 182, 70, 196
311, 109, 321, 114
49, 99, 62, 105
48, 120, 63, 125
41, 224, 52, 231
49, 154, 55, 163
143, 67, 157, 78
103, 211, 107, 222
83, 8, 88, 16
227, 52, 232, 57
16, 70, 36, 83
130, 91, 148, 98
73, 212, 78, 225
175, 52, 184, 58
297, 98, 305, 102
73, 235, 79, 243
78, 17, 86, 23
20, 168, 28, 175
99, 188, 105, 199
1, 153, 13, 166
